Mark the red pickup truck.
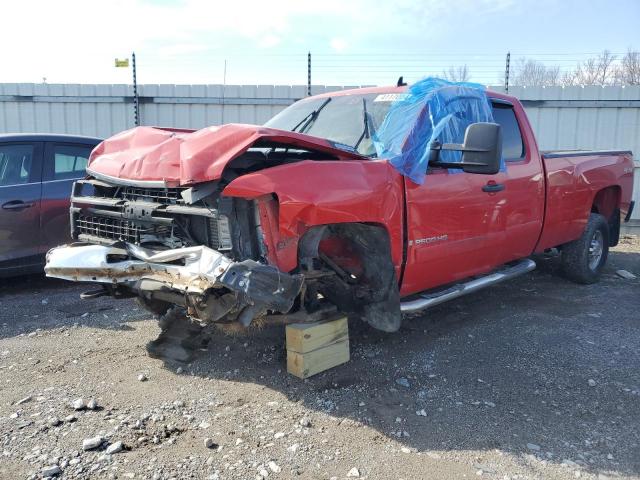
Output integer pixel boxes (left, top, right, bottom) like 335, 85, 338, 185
45, 82, 635, 334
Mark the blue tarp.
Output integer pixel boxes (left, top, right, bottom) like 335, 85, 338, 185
373, 77, 499, 185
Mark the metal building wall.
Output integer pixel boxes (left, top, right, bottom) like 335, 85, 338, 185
2, 83, 639, 152
0, 83, 134, 138
492, 85, 640, 156
1, 83, 638, 219
0, 83, 354, 138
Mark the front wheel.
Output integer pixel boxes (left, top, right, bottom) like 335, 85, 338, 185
561, 213, 609, 284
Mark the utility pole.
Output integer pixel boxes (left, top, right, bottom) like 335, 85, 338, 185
504, 51, 511, 94
307, 52, 311, 96
132, 52, 140, 126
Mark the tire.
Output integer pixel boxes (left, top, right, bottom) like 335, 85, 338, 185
561, 213, 609, 284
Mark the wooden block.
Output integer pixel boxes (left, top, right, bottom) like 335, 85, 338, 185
286, 316, 350, 379
287, 340, 350, 379
286, 316, 348, 354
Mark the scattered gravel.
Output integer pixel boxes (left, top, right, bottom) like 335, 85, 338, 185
0, 236, 639, 479
82, 436, 104, 451
299, 417, 312, 428
41, 465, 61, 477
106, 441, 123, 455
395, 377, 411, 388
347, 467, 361, 477
616, 269, 637, 279
15, 395, 32, 405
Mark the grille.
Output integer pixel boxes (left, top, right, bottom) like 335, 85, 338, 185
120, 187, 182, 205
76, 214, 150, 243
208, 216, 232, 250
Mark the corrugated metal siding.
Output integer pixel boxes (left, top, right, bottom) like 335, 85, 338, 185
1, 83, 639, 219
493, 85, 640, 156
0, 83, 134, 138
0, 83, 356, 137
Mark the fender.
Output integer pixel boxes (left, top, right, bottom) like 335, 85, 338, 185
536, 152, 633, 252
222, 160, 405, 273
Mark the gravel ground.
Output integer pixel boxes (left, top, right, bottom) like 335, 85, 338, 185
0, 236, 638, 480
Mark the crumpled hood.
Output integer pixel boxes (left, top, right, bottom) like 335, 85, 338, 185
87, 123, 366, 186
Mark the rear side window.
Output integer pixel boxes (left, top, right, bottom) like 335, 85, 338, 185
0, 144, 35, 186
49, 144, 93, 180
492, 103, 525, 161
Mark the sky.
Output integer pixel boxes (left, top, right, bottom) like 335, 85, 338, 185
3, 0, 639, 87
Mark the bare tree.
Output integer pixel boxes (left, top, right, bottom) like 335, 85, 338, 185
615, 49, 640, 85
512, 58, 560, 86
442, 65, 470, 82
565, 50, 617, 85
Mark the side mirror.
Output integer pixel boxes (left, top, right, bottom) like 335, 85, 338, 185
460, 122, 502, 174
429, 122, 503, 175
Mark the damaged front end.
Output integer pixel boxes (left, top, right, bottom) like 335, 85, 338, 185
44, 165, 311, 327
44, 123, 402, 332
45, 242, 304, 326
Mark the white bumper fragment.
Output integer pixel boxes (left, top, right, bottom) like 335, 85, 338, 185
45, 243, 305, 316
45, 243, 233, 293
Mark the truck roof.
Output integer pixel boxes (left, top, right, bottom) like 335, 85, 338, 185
312, 84, 517, 104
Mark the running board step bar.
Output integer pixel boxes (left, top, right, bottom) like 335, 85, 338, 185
400, 259, 536, 313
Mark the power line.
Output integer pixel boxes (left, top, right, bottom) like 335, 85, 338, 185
108, 49, 639, 87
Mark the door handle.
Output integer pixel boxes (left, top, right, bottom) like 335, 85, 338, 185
482, 182, 505, 193
1, 200, 35, 210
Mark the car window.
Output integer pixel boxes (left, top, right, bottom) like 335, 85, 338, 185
491, 103, 525, 161
0, 144, 35, 186
51, 144, 92, 180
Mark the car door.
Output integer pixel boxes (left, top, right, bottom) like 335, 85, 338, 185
400, 166, 505, 296
489, 100, 545, 264
0, 142, 44, 271
41, 142, 95, 251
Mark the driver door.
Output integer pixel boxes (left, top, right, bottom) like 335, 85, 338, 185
400, 167, 505, 296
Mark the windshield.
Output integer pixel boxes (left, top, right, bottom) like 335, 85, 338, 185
264, 93, 399, 156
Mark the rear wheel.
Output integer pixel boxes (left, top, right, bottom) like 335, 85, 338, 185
561, 213, 609, 284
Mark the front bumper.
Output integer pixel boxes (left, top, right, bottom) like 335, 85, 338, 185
45, 243, 304, 319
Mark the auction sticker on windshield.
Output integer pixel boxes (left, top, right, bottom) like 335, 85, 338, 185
374, 93, 411, 102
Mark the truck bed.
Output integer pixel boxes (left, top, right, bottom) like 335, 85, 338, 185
536, 149, 634, 252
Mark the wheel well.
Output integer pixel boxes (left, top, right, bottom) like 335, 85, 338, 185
298, 223, 394, 271
297, 222, 402, 332
591, 186, 621, 246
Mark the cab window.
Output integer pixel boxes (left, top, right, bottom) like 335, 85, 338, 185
491, 103, 525, 161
